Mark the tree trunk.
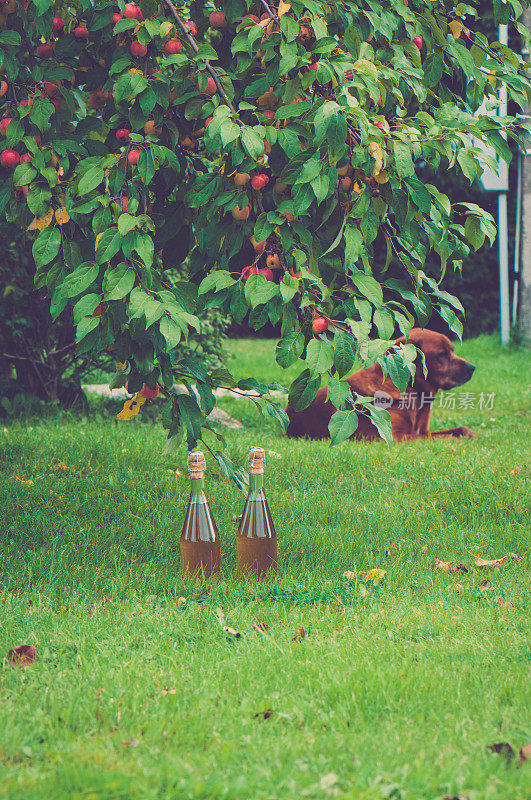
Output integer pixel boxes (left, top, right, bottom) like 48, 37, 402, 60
518, 7, 531, 343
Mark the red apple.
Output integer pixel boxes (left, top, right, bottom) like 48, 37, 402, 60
123, 3, 140, 19
242, 14, 260, 27
242, 265, 259, 280
164, 39, 182, 55
251, 174, 269, 190
258, 267, 274, 281
199, 76, 217, 96
74, 26, 89, 40
209, 10, 227, 29
0, 118, 12, 136
279, 211, 295, 222
312, 316, 328, 334
140, 383, 159, 399
0, 81, 7, 97
113, 196, 129, 212
44, 82, 60, 98
36, 43, 54, 58
340, 176, 352, 192
413, 36, 423, 50
112, 12, 122, 23
93, 304, 103, 317
232, 204, 250, 220
20, 153, 32, 163
184, 20, 197, 35
250, 236, 265, 253
116, 128, 131, 142
130, 40, 147, 57
52, 16, 64, 32
1, 149, 20, 168
127, 149, 140, 165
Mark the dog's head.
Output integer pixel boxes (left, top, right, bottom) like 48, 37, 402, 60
396, 328, 475, 391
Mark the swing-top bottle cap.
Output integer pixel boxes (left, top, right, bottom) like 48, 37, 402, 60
187, 451, 206, 479
249, 446, 265, 475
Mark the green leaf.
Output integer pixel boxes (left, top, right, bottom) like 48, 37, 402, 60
32, 227, 61, 267
160, 317, 182, 350
75, 315, 100, 342
333, 329, 357, 378
352, 273, 383, 307
96, 228, 122, 264
244, 273, 279, 307
306, 338, 334, 376
464, 215, 486, 251
274, 102, 311, 120
264, 399, 289, 432
288, 369, 321, 412
13, 163, 37, 187
327, 377, 352, 409
61, 262, 99, 298
328, 409, 359, 445
73, 293, 101, 324
78, 166, 104, 196
373, 307, 394, 339
276, 331, 304, 368
367, 405, 392, 445
393, 141, 415, 178
105, 267, 135, 301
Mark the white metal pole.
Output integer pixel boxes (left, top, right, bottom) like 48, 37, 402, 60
513, 150, 523, 323
498, 192, 510, 343
498, 21, 510, 344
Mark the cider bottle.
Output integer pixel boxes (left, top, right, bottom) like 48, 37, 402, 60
180, 451, 222, 578
236, 446, 277, 579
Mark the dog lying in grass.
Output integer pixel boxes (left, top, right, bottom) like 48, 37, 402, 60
286, 328, 477, 442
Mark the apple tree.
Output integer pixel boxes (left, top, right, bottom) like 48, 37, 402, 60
0, 0, 529, 469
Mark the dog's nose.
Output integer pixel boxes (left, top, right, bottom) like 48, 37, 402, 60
465, 362, 475, 378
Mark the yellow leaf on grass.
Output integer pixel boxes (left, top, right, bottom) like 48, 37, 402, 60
278, 0, 291, 16
116, 393, 147, 421
27, 208, 54, 231
55, 207, 70, 225
365, 568, 386, 582
474, 553, 516, 568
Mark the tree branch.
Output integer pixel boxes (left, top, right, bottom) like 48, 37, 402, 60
160, 0, 239, 118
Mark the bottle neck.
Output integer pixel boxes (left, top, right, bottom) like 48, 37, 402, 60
249, 473, 264, 493
190, 477, 205, 496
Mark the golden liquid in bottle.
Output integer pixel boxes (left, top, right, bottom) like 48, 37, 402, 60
236, 474, 277, 579
180, 476, 222, 579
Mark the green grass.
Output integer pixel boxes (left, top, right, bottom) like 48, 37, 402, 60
1, 335, 529, 800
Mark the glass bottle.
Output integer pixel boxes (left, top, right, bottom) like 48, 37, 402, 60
180, 451, 222, 578
236, 446, 277, 579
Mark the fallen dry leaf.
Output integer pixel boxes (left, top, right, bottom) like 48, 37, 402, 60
498, 596, 514, 608
292, 626, 305, 641
121, 738, 138, 747
435, 558, 468, 573
487, 741, 515, 760
475, 555, 508, 568
519, 743, 531, 763
161, 688, 177, 696
479, 583, 496, 593
7, 644, 35, 668
222, 626, 241, 638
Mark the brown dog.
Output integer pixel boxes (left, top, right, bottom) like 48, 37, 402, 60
286, 329, 477, 442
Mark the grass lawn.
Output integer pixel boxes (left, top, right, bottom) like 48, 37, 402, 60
1, 335, 529, 800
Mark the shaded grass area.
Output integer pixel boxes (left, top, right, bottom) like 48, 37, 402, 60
0, 335, 529, 799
